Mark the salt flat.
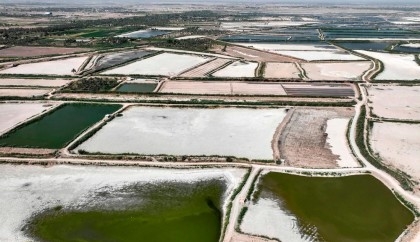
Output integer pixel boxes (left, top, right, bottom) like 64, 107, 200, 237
212, 61, 257, 78
101, 53, 210, 76
0, 57, 88, 75
77, 106, 287, 159
0, 103, 53, 134
371, 122, 420, 185
0, 164, 245, 241
0, 78, 71, 87
367, 85, 420, 120
302, 62, 371, 80
357, 50, 420, 80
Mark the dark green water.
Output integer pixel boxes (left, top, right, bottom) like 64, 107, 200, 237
257, 173, 414, 242
116, 83, 158, 93
0, 103, 121, 149
29, 180, 224, 242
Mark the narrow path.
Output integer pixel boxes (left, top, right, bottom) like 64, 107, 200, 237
348, 84, 420, 206
223, 167, 260, 242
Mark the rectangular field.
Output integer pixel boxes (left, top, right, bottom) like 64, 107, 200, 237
88, 50, 154, 73
356, 50, 420, 80
264, 62, 301, 79
0, 57, 88, 76
76, 106, 288, 159
0, 88, 51, 97
0, 78, 71, 87
282, 83, 355, 97
212, 61, 257, 78
279, 108, 358, 168
0, 103, 121, 149
159, 81, 287, 95
0, 103, 54, 134
371, 122, 420, 188
234, 42, 337, 51
301, 62, 371, 81
233, 42, 365, 61
366, 85, 420, 120
278, 50, 365, 61
179, 58, 231, 77
0, 46, 89, 57
101, 53, 210, 76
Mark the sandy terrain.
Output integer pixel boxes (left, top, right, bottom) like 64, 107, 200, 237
220, 21, 316, 31
264, 62, 301, 79
212, 61, 258, 78
356, 50, 420, 80
0, 46, 89, 57
77, 107, 287, 160
367, 85, 420, 120
159, 81, 287, 95
0, 88, 51, 97
371, 122, 420, 190
0, 57, 88, 75
211, 45, 301, 62
279, 107, 355, 168
0, 103, 54, 134
0, 164, 246, 241
0, 147, 56, 155
326, 118, 359, 167
302, 62, 371, 81
53, 92, 352, 104
235, 42, 337, 52
180, 58, 231, 77
0, 78, 71, 87
102, 53, 210, 76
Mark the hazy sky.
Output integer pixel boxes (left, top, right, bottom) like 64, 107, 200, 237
1, 0, 420, 4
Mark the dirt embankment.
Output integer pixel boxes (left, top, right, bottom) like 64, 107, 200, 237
279, 107, 354, 168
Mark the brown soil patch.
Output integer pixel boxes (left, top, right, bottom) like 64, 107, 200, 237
159, 81, 287, 96
0, 147, 56, 156
279, 107, 354, 168
180, 58, 231, 77
211, 45, 302, 63
0, 46, 90, 58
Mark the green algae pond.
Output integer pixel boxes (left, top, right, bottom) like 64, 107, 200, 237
249, 172, 415, 242
28, 180, 224, 242
116, 83, 158, 93
0, 103, 121, 149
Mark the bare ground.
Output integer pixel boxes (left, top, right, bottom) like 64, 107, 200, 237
211, 45, 302, 63
52, 92, 352, 104
279, 107, 354, 168
0, 147, 56, 156
0, 46, 90, 57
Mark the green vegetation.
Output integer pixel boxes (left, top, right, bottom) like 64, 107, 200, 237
415, 54, 420, 66
153, 38, 216, 52
29, 180, 225, 242
62, 77, 120, 92
0, 103, 121, 149
257, 62, 266, 78
116, 83, 158, 93
258, 172, 414, 241
221, 168, 251, 240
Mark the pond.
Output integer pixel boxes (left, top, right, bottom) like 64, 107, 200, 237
241, 172, 415, 242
